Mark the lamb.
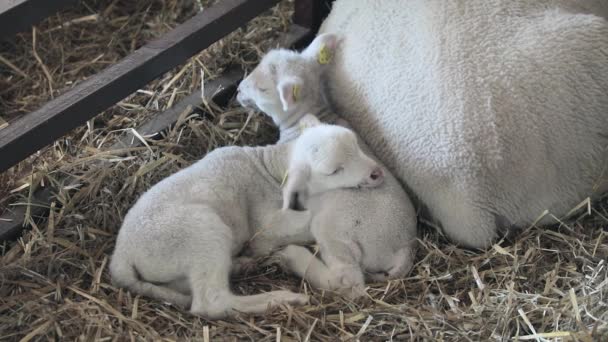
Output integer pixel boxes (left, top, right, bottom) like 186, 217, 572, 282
109, 116, 385, 319
236, 33, 418, 295
318, 0, 608, 248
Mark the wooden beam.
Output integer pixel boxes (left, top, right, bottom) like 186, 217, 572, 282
0, 70, 242, 242
112, 25, 312, 149
278, 24, 315, 50
0, 116, 8, 130
0, 24, 312, 242
0, 0, 77, 40
0, 188, 51, 242
112, 25, 312, 148
0, 0, 280, 174
293, 0, 333, 31
113, 67, 243, 148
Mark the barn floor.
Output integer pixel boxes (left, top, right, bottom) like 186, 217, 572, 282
1, 0, 607, 340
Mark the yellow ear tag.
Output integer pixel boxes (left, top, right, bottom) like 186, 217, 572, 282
317, 44, 332, 65
292, 84, 300, 102
280, 170, 289, 188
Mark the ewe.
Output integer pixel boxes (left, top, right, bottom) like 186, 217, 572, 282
319, 0, 608, 248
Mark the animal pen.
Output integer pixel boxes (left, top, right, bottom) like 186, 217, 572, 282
0, 0, 607, 340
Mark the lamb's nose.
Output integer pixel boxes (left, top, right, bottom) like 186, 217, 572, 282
370, 167, 383, 180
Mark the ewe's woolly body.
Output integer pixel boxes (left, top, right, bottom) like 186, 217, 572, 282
320, 0, 608, 248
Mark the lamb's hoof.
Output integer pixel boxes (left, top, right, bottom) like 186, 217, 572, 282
191, 307, 234, 320
273, 290, 310, 306
337, 284, 367, 300
330, 265, 366, 299
272, 245, 304, 271
333, 265, 365, 288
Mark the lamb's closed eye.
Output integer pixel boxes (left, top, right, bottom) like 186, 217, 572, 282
328, 166, 344, 176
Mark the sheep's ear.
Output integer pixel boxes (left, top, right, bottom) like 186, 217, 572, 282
277, 77, 303, 111
302, 33, 339, 64
298, 114, 321, 131
282, 164, 310, 210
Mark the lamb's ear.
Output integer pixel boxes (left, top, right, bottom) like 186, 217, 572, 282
282, 164, 310, 210
277, 77, 303, 111
302, 33, 339, 64
298, 114, 321, 131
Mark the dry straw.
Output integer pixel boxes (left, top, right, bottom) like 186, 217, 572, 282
1, 0, 607, 340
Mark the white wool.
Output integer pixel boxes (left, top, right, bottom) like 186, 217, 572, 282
109, 118, 382, 319
320, 0, 608, 248
237, 34, 418, 295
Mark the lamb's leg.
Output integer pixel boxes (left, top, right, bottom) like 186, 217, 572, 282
234, 210, 315, 276
386, 246, 416, 278
165, 277, 192, 295
277, 241, 366, 297
317, 239, 366, 297
110, 260, 192, 308
127, 280, 192, 308
189, 271, 308, 318
366, 246, 415, 283
228, 290, 309, 316
275, 245, 336, 289
189, 239, 308, 319
248, 209, 314, 256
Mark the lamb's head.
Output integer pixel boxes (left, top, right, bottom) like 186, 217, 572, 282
282, 114, 383, 210
237, 33, 339, 127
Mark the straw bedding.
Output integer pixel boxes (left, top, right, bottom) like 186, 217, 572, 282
0, 0, 607, 340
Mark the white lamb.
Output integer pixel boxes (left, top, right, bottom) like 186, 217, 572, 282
317, 0, 608, 249
109, 116, 384, 319
236, 33, 418, 295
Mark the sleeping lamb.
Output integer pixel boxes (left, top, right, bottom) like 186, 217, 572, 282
236, 33, 418, 295
110, 115, 384, 319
